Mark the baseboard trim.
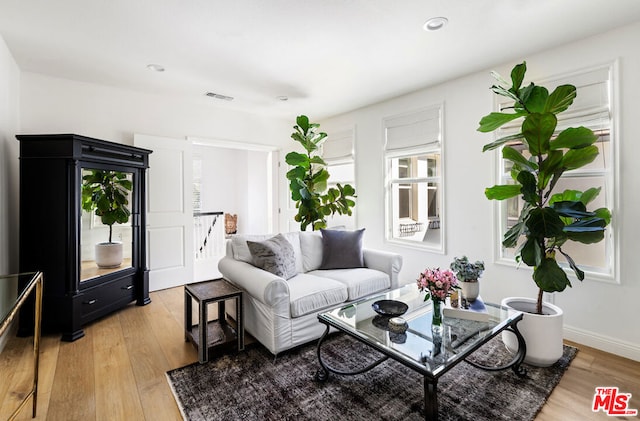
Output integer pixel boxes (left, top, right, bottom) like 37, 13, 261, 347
564, 325, 640, 362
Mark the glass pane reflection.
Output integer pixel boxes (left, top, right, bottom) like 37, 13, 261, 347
80, 169, 134, 281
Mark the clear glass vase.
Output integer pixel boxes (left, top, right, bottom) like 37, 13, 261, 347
431, 299, 443, 334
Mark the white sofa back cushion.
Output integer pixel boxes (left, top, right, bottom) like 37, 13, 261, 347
299, 231, 323, 272
230, 232, 304, 273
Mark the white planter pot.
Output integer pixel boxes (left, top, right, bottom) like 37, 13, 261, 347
95, 242, 123, 268
460, 281, 479, 301
501, 297, 564, 367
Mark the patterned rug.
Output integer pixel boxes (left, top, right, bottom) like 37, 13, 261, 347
166, 333, 576, 420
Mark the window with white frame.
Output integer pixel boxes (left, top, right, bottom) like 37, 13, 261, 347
323, 128, 356, 229
192, 153, 202, 212
384, 106, 443, 250
495, 64, 616, 281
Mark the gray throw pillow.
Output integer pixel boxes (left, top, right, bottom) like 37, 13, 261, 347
247, 234, 297, 280
319, 228, 365, 269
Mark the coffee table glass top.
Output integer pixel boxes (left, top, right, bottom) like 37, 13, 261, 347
318, 284, 522, 377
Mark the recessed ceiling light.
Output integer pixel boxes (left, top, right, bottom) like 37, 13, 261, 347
423, 17, 448, 31
146, 63, 165, 72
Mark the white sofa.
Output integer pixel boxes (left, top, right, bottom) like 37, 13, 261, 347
218, 230, 403, 355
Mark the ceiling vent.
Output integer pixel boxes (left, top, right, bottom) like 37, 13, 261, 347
205, 92, 234, 101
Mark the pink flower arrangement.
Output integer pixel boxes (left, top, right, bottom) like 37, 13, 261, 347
417, 268, 460, 302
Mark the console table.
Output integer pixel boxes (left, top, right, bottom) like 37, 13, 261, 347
0, 271, 43, 420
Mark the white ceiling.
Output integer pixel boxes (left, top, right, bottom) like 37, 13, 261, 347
2, 0, 640, 119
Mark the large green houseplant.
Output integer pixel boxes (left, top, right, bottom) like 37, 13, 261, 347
286, 115, 356, 231
479, 61, 611, 313
82, 169, 132, 267
478, 62, 612, 365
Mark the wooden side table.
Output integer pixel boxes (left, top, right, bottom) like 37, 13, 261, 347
184, 278, 244, 363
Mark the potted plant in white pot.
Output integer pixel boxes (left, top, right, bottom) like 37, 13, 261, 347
478, 61, 611, 366
450, 256, 484, 302
82, 169, 132, 268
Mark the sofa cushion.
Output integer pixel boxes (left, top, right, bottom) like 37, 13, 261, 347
286, 273, 348, 318
319, 228, 365, 270
247, 234, 297, 280
309, 268, 390, 300
299, 231, 323, 272
232, 232, 303, 273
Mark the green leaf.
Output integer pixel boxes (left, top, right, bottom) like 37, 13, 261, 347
285, 151, 310, 167
296, 115, 310, 133
551, 200, 591, 219
580, 187, 602, 206
517, 171, 538, 205
594, 207, 612, 225
544, 84, 576, 114
286, 166, 306, 182
537, 150, 563, 190
491, 85, 521, 104
522, 85, 549, 113
526, 207, 565, 238
557, 248, 585, 281
485, 184, 521, 200
522, 113, 557, 155
520, 237, 543, 266
562, 145, 599, 170
482, 132, 525, 152
502, 146, 537, 171
477, 112, 525, 133
533, 257, 571, 293
309, 156, 327, 166
503, 220, 524, 248
551, 126, 597, 150
510, 62, 526, 92
565, 228, 605, 244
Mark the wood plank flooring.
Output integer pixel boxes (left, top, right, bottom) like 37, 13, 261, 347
1, 286, 639, 420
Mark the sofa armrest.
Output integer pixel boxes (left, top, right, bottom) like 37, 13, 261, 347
218, 256, 290, 315
363, 249, 403, 289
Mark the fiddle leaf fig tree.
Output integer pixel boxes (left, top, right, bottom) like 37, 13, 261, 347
82, 170, 132, 243
478, 62, 611, 314
286, 115, 356, 231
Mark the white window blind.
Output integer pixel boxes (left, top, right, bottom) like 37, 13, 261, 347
498, 66, 611, 134
322, 129, 354, 163
384, 106, 441, 152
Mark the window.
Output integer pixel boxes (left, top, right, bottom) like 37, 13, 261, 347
323, 128, 356, 229
494, 64, 616, 281
192, 154, 202, 212
384, 106, 443, 250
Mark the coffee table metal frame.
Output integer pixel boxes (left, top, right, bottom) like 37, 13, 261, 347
315, 286, 527, 421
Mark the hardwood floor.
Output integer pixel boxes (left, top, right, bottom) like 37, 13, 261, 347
1, 286, 639, 420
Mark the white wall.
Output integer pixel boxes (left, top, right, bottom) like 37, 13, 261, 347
0, 34, 20, 349
195, 145, 274, 235
321, 22, 640, 361
19, 72, 292, 150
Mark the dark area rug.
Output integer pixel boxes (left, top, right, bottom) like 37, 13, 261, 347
166, 333, 577, 421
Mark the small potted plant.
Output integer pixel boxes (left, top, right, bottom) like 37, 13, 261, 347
82, 169, 132, 268
450, 256, 484, 302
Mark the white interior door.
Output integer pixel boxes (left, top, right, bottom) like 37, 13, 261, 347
134, 134, 193, 291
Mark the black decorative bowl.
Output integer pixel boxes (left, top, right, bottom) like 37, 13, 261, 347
372, 300, 408, 317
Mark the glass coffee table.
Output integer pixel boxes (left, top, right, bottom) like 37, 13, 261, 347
315, 284, 527, 420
